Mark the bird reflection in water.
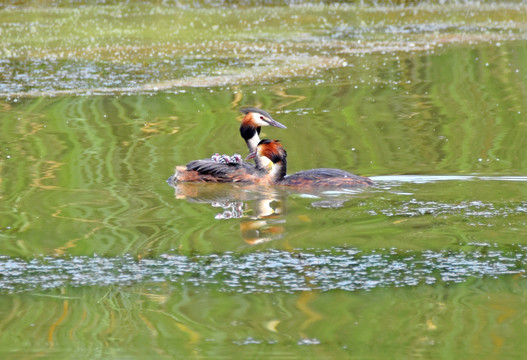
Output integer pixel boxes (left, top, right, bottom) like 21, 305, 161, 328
168, 181, 287, 245
168, 177, 369, 245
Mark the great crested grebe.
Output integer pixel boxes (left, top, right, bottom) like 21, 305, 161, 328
211, 108, 286, 167
236, 107, 287, 168
168, 108, 286, 184
246, 139, 374, 187
170, 155, 277, 184
240, 108, 286, 149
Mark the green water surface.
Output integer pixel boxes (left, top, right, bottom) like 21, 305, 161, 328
1, 1, 527, 359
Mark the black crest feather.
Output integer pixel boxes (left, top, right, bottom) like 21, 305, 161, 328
240, 107, 273, 120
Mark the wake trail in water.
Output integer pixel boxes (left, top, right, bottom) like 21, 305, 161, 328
371, 175, 527, 183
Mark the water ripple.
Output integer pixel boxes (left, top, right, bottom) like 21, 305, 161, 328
1, 247, 525, 293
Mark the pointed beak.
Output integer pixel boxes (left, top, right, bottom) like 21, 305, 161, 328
245, 151, 256, 160
268, 118, 287, 129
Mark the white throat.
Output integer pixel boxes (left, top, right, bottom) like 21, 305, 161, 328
246, 133, 266, 169
246, 133, 260, 153
267, 161, 284, 183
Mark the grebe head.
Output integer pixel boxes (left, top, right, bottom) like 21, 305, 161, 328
240, 108, 287, 131
240, 108, 286, 169
246, 139, 287, 182
253, 139, 287, 163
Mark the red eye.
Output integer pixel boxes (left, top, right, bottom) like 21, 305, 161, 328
260, 116, 264, 120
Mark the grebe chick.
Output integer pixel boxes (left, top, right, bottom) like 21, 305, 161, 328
247, 139, 374, 188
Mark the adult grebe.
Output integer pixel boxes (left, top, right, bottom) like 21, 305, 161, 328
239, 108, 286, 164
246, 139, 374, 187
211, 108, 287, 168
169, 108, 286, 184
170, 157, 276, 184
